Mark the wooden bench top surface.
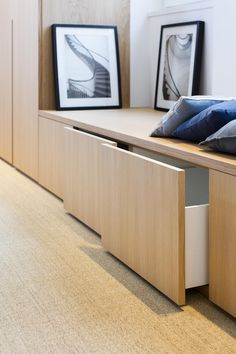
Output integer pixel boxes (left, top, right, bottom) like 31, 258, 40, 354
39, 108, 236, 176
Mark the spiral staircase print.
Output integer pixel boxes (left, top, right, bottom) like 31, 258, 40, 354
65, 35, 111, 99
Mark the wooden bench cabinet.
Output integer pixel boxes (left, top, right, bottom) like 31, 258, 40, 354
101, 145, 209, 305
38, 108, 236, 316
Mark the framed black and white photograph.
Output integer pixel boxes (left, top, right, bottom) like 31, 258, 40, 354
154, 21, 204, 110
52, 24, 122, 110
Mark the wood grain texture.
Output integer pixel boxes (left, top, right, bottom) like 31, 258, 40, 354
39, 117, 71, 198
0, 2, 13, 163
209, 170, 236, 318
13, 0, 39, 180
64, 128, 116, 234
39, 108, 236, 176
101, 144, 185, 305
40, 0, 130, 109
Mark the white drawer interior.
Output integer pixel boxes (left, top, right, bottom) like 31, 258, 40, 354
185, 204, 208, 288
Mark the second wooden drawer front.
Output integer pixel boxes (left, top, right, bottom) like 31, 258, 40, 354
101, 144, 209, 305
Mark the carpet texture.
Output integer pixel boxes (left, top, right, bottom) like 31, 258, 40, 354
0, 159, 235, 353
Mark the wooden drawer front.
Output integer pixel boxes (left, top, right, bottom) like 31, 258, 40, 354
64, 129, 116, 234
209, 170, 236, 318
101, 144, 186, 305
39, 117, 69, 199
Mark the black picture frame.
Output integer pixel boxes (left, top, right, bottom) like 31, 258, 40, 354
154, 21, 204, 111
52, 24, 122, 110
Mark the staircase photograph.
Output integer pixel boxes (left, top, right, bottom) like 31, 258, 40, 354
52, 24, 121, 110
65, 34, 111, 99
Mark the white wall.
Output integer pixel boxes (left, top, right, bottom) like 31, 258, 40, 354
130, 0, 158, 107
130, 1, 214, 107
212, 0, 236, 96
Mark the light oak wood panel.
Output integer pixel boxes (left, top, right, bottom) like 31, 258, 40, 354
40, 0, 130, 109
13, 0, 39, 180
209, 170, 236, 317
64, 128, 116, 234
40, 109, 236, 176
39, 117, 71, 198
0, 3, 13, 163
101, 144, 185, 305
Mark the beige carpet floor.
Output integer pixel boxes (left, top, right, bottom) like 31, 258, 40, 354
0, 159, 235, 354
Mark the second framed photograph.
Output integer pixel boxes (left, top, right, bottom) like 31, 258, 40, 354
52, 24, 122, 110
154, 21, 204, 111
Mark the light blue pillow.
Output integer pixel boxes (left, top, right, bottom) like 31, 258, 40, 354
151, 96, 234, 137
172, 100, 236, 143
200, 119, 236, 155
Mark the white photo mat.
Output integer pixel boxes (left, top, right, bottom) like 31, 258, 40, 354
52, 25, 121, 110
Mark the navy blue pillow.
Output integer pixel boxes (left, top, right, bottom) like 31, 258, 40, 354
172, 101, 236, 143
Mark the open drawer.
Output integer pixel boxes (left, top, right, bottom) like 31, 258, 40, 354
101, 145, 209, 306
64, 128, 116, 234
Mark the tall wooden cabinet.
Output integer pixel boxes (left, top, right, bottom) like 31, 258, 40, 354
0, 0, 38, 180
0, 1, 13, 163
13, 0, 39, 180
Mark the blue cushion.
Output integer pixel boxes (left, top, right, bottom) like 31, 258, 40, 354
172, 101, 236, 143
199, 119, 236, 155
151, 96, 232, 137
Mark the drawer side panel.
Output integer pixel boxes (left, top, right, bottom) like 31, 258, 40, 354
185, 204, 209, 289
